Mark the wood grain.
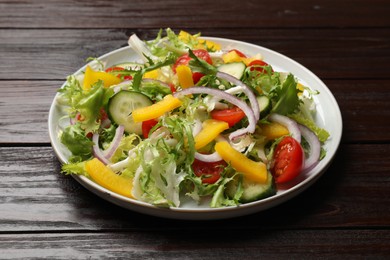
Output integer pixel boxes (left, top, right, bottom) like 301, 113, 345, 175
0, 0, 389, 29
0, 28, 389, 80
0, 230, 389, 259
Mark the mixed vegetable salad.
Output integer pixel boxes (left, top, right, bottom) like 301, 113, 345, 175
58, 28, 329, 208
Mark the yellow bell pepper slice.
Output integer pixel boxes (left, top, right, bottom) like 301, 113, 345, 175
178, 30, 221, 51
176, 65, 194, 89
132, 94, 182, 123
143, 69, 160, 79
194, 119, 229, 150
85, 158, 134, 198
260, 122, 289, 140
222, 51, 245, 64
83, 66, 121, 91
198, 39, 221, 51
215, 141, 268, 183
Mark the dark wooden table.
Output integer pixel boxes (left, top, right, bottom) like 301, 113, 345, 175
1, 0, 389, 258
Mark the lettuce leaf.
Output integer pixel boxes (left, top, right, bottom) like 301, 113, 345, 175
289, 113, 330, 142
271, 73, 301, 115
60, 123, 93, 162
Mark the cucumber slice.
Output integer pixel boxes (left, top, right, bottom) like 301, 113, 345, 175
226, 172, 276, 203
217, 62, 246, 79
257, 95, 272, 118
108, 91, 152, 135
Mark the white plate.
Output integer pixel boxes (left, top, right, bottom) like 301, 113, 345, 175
48, 37, 342, 220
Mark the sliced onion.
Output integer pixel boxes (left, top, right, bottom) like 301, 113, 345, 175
128, 34, 155, 63
268, 113, 301, 143
195, 152, 223, 162
92, 133, 110, 165
299, 124, 321, 171
216, 71, 260, 122
192, 119, 202, 137
173, 87, 256, 140
103, 125, 125, 159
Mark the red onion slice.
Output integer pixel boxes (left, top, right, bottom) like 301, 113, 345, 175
103, 125, 125, 159
173, 87, 256, 140
216, 71, 260, 122
268, 113, 301, 143
92, 133, 111, 165
299, 124, 321, 171
194, 152, 222, 162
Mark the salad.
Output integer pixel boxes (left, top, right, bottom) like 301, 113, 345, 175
58, 28, 329, 208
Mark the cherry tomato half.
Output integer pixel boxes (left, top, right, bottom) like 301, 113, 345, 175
172, 49, 213, 73
192, 72, 205, 84
248, 60, 270, 74
142, 119, 158, 138
210, 106, 246, 127
192, 159, 227, 184
271, 136, 304, 184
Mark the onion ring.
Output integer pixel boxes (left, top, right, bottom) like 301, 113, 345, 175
268, 113, 301, 143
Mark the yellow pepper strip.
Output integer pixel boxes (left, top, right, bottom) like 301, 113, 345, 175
215, 141, 268, 183
194, 119, 229, 150
143, 69, 159, 79
176, 65, 194, 89
297, 82, 305, 96
83, 66, 121, 91
85, 158, 134, 198
178, 30, 221, 51
178, 30, 194, 43
260, 122, 289, 140
132, 94, 182, 123
198, 39, 221, 51
222, 51, 244, 63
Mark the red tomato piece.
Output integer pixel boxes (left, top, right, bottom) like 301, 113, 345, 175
141, 119, 158, 138
248, 60, 270, 74
192, 159, 227, 184
210, 107, 246, 127
192, 72, 205, 84
271, 136, 304, 183
105, 67, 123, 73
172, 55, 191, 73
105, 67, 132, 80
172, 49, 212, 73
192, 49, 213, 65
168, 83, 177, 93
229, 49, 247, 58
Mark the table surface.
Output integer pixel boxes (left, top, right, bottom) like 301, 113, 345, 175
1, 0, 390, 258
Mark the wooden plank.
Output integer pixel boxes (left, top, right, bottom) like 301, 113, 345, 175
0, 230, 389, 259
0, 145, 389, 232
1, 79, 388, 144
0, 28, 390, 80
0, 0, 389, 28
0, 81, 58, 143
0, 28, 389, 80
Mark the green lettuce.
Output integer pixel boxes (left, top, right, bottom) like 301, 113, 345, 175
60, 123, 93, 162
271, 73, 301, 115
